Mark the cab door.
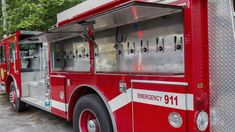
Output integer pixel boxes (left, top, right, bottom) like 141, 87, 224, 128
131, 80, 193, 132
0, 44, 7, 85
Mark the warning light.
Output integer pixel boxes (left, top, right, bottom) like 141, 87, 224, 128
196, 111, 209, 131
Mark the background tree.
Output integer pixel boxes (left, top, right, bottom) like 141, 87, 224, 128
0, 0, 84, 38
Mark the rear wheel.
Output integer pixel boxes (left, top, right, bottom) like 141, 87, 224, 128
9, 82, 25, 112
73, 94, 113, 132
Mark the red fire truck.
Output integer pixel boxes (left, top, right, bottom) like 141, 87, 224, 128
1, 0, 234, 132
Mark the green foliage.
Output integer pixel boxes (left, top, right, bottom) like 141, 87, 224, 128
0, 0, 83, 37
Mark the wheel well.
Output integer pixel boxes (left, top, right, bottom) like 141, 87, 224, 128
68, 86, 97, 121
5, 75, 14, 94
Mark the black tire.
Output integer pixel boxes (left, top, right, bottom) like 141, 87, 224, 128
9, 82, 25, 112
73, 94, 113, 132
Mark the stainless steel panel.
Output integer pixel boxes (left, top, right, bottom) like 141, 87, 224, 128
95, 13, 184, 74
21, 97, 51, 112
19, 32, 83, 44
21, 72, 39, 82
56, 1, 183, 34
51, 36, 90, 72
46, 32, 84, 44
209, 0, 235, 131
90, 2, 183, 32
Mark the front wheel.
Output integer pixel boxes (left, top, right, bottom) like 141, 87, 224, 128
9, 82, 25, 112
73, 94, 113, 132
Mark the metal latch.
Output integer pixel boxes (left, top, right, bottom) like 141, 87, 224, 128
67, 79, 70, 87
119, 80, 127, 93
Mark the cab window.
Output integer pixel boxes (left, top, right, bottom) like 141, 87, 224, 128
233, 0, 235, 14
0, 45, 5, 63
10, 42, 16, 62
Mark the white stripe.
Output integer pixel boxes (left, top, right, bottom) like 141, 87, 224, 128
50, 75, 65, 78
131, 80, 188, 86
159, 0, 179, 4
179, 3, 187, 6
146, 0, 178, 4
108, 89, 194, 112
186, 94, 194, 111
133, 89, 194, 111
108, 89, 132, 112
51, 100, 67, 112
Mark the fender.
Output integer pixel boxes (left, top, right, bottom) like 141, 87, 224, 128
68, 84, 117, 132
6, 74, 20, 98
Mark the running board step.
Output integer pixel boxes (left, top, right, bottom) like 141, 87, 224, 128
0, 91, 6, 95
21, 97, 51, 112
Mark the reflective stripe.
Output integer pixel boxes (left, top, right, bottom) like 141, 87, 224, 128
186, 94, 194, 111
133, 89, 194, 111
50, 75, 65, 78
51, 100, 67, 112
108, 89, 132, 112
53, 89, 193, 113
158, 0, 179, 4
108, 89, 194, 112
147, 0, 179, 4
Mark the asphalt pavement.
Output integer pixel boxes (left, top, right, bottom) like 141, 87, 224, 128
0, 94, 73, 132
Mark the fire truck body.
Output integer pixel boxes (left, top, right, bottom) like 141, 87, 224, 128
1, 0, 206, 132
1, 0, 235, 132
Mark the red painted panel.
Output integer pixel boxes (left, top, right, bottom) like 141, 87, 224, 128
51, 77, 66, 103
132, 82, 187, 131
50, 77, 67, 116
113, 103, 133, 132
134, 103, 186, 132
51, 107, 67, 119
183, 0, 210, 132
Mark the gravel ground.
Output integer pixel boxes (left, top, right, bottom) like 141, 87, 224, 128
0, 94, 73, 132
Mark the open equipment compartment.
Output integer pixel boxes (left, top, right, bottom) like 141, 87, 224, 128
87, 1, 185, 75
48, 1, 184, 75
19, 33, 50, 112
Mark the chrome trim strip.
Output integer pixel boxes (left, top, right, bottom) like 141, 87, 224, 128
50, 75, 66, 78
131, 80, 188, 86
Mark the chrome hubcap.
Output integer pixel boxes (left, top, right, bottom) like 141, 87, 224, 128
79, 109, 100, 132
87, 119, 98, 132
9, 90, 16, 107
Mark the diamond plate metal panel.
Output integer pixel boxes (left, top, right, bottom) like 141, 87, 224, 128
209, 0, 235, 131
